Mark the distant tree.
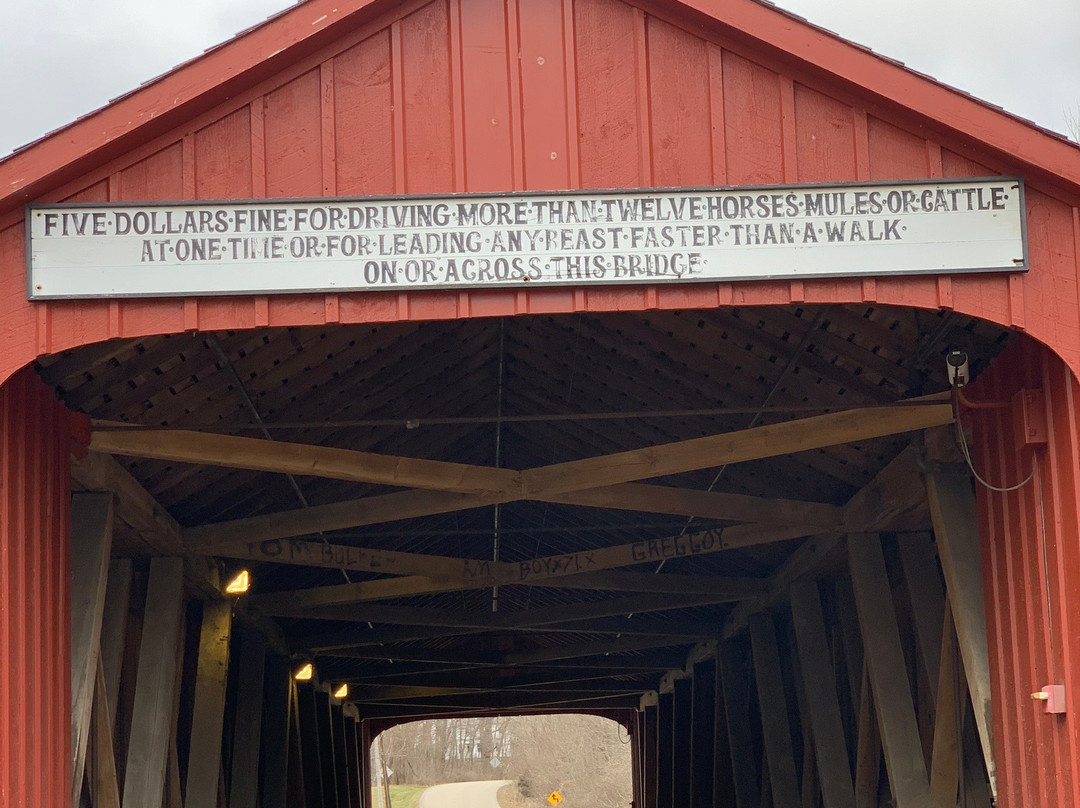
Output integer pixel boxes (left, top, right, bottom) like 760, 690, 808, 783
1065, 104, 1080, 142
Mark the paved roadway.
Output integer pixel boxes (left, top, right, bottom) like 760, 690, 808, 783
419, 780, 514, 808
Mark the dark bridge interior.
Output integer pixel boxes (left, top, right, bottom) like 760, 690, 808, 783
53, 303, 1007, 808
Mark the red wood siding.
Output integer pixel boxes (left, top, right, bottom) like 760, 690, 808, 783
970, 339, 1080, 808
0, 368, 81, 808
0, 0, 1078, 386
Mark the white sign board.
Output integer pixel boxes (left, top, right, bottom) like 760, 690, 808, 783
27, 178, 1026, 300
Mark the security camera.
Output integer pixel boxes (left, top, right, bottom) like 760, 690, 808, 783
946, 349, 969, 388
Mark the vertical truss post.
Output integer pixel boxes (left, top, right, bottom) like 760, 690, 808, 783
121, 557, 184, 808
749, 613, 801, 808
70, 492, 115, 806
848, 534, 932, 808
690, 659, 716, 808
790, 580, 854, 808
719, 638, 760, 808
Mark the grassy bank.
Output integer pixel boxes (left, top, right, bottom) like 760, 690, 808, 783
370, 784, 427, 808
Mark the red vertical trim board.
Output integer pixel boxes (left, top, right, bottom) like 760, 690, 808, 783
0, 368, 85, 808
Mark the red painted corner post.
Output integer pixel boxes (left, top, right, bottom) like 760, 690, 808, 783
968, 338, 1080, 808
0, 367, 88, 808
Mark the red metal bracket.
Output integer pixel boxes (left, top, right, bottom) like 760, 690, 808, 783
1012, 388, 1047, 450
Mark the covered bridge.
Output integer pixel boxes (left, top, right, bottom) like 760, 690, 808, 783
2, 1, 1080, 807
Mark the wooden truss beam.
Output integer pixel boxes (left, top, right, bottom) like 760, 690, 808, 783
72, 451, 224, 600
262, 590, 738, 630
925, 465, 996, 797
125, 404, 945, 550
183, 484, 840, 552
538, 483, 842, 527
184, 488, 508, 550
318, 647, 687, 672
520, 404, 952, 495
298, 615, 717, 654
334, 666, 661, 691
723, 441, 933, 640
251, 566, 767, 613
345, 676, 651, 701
235, 522, 805, 612
72, 450, 289, 651
94, 405, 950, 500
349, 692, 642, 718
90, 425, 518, 494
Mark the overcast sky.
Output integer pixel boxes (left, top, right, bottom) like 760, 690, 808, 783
1, 0, 1077, 159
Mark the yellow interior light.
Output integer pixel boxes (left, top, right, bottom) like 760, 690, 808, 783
224, 569, 251, 595
333, 683, 349, 700
294, 662, 314, 681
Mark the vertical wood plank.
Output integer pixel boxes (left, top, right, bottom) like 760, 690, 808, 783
250, 100, 267, 198
320, 61, 337, 196
655, 691, 673, 808
228, 630, 268, 808
163, 740, 182, 808
853, 667, 881, 808
848, 535, 933, 808
516, 0, 570, 189
790, 580, 854, 808
264, 71, 322, 197
719, 638, 760, 808
288, 680, 310, 808
260, 655, 292, 807
343, 716, 362, 808
786, 617, 820, 808
749, 613, 801, 808
642, 704, 658, 808
712, 643, 738, 808
574, 0, 641, 188
961, 711, 993, 808
458, 0, 512, 192
793, 84, 856, 183
690, 659, 716, 808
315, 690, 340, 808
672, 678, 693, 808
92, 658, 121, 808
195, 109, 253, 198
897, 531, 947, 705
122, 557, 184, 808
646, 17, 711, 187
100, 559, 132, 730
632, 8, 651, 187
334, 30, 394, 196
925, 468, 996, 794
707, 43, 727, 185
297, 681, 324, 808
71, 492, 115, 806
834, 578, 864, 714
632, 710, 644, 808
930, 603, 960, 808
332, 703, 352, 808
722, 51, 782, 185
184, 600, 233, 808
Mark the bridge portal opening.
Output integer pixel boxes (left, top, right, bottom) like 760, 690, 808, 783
46, 303, 1016, 808
370, 715, 632, 808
